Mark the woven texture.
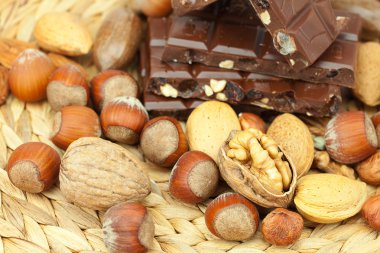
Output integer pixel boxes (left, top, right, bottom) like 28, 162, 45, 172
0, 1, 380, 252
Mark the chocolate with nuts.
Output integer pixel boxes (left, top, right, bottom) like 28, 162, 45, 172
145, 17, 342, 117
248, 0, 341, 70
162, 2, 361, 87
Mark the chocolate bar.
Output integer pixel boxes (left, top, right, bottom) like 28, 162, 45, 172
143, 17, 342, 117
172, 0, 219, 15
162, 3, 361, 88
248, 0, 341, 69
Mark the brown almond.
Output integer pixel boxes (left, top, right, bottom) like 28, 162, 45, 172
93, 8, 143, 71
0, 38, 36, 68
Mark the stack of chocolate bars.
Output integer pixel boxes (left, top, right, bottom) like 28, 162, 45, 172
141, 0, 362, 118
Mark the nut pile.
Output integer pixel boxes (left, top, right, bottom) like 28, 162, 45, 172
1, 1, 380, 253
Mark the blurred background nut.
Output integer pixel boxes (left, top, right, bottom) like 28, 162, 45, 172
238, 112, 266, 133
140, 116, 188, 167
294, 174, 367, 223
0, 66, 9, 105
34, 12, 93, 56
60, 137, 151, 210
130, 0, 172, 17
218, 128, 297, 208
353, 42, 380, 106
356, 151, 380, 186
91, 70, 139, 111
51, 106, 101, 150
169, 151, 219, 204
261, 208, 304, 246
100, 96, 148, 144
93, 8, 143, 71
325, 111, 378, 164
362, 195, 380, 232
267, 113, 314, 178
47, 64, 90, 111
103, 202, 154, 253
205, 193, 259, 241
8, 48, 56, 102
7, 142, 61, 193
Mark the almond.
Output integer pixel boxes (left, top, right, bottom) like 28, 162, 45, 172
33, 12, 93, 56
0, 38, 36, 68
93, 8, 143, 70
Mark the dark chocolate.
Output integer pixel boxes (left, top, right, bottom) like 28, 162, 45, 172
171, 0, 219, 16
162, 4, 361, 87
248, 0, 341, 69
143, 17, 342, 117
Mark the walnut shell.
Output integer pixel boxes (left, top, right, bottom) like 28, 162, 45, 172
60, 137, 151, 210
294, 174, 367, 223
218, 130, 297, 208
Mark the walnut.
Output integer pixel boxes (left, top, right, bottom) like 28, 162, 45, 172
218, 129, 297, 208
60, 137, 151, 210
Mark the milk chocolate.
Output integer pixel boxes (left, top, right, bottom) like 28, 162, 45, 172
162, 4, 361, 87
143, 17, 342, 117
248, 0, 341, 69
171, 0, 219, 15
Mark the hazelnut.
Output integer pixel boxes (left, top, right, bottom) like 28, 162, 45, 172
169, 151, 219, 204
238, 112, 266, 133
51, 106, 102, 150
100, 96, 149, 144
261, 208, 304, 246
8, 48, 56, 102
91, 70, 139, 111
371, 112, 380, 142
140, 116, 188, 167
47, 64, 90, 111
362, 195, 380, 232
0, 38, 36, 68
103, 202, 154, 253
130, 0, 172, 17
6, 142, 61, 193
205, 193, 259, 241
356, 151, 380, 186
325, 111, 378, 164
0, 66, 9, 105
47, 53, 87, 77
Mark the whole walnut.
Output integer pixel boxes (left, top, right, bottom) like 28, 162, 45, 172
60, 137, 151, 210
357, 151, 380, 186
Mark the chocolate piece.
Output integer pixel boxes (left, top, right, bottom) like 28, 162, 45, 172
143, 17, 342, 117
162, 5, 361, 87
172, 0, 219, 15
249, 0, 341, 69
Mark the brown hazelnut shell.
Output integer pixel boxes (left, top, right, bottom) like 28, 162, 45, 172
356, 151, 380, 186
362, 195, 380, 232
325, 111, 378, 164
140, 116, 188, 167
218, 130, 297, 208
261, 208, 304, 246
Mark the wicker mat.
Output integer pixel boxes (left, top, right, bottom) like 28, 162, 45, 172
0, 1, 380, 253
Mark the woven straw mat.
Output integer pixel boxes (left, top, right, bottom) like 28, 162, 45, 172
0, 0, 380, 253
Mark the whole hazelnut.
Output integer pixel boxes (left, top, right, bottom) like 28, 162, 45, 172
47, 64, 90, 111
205, 193, 259, 241
51, 106, 102, 150
7, 142, 61, 193
261, 208, 304, 246
140, 116, 188, 167
325, 111, 378, 164
8, 48, 56, 102
103, 202, 154, 253
362, 195, 380, 232
91, 70, 139, 111
100, 96, 149, 144
169, 151, 219, 204
238, 112, 266, 133
356, 151, 380, 186
371, 112, 380, 142
47, 53, 88, 77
